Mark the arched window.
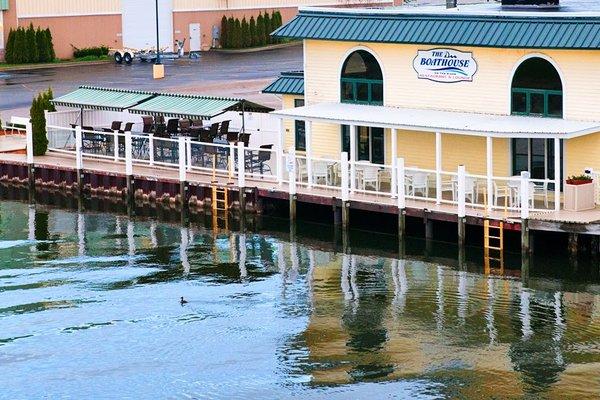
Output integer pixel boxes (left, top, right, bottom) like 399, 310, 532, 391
511, 57, 564, 181
340, 50, 383, 105
511, 57, 562, 118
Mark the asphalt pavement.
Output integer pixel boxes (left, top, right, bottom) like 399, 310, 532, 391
0, 44, 302, 120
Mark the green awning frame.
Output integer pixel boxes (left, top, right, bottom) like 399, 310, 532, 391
51, 86, 155, 112
128, 93, 273, 120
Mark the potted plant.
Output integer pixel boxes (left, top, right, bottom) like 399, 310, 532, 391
564, 174, 596, 211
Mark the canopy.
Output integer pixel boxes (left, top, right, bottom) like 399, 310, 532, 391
128, 93, 273, 120
51, 86, 154, 112
263, 71, 305, 95
272, 102, 600, 138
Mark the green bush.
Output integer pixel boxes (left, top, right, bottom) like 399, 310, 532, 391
241, 17, 251, 48
25, 24, 39, 63
36, 28, 49, 62
72, 45, 109, 59
234, 18, 242, 48
249, 16, 257, 47
263, 12, 272, 45
227, 17, 235, 49
4, 29, 15, 63
257, 13, 265, 47
30, 88, 55, 156
220, 15, 228, 48
46, 29, 56, 61
2, 26, 55, 64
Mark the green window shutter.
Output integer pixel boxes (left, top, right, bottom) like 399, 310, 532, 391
0, 0, 9, 11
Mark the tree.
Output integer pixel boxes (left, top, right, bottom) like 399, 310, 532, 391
13, 28, 27, 64
233, 18, 242, 49
227, 16, 235, 49
263, 11, 272, 45
220, 16, 228, 49
256, 13, 265, 47
45, 28, 56, 61
36, 27, 49, 63
273, 11, 283, 43
4, 28, 15, 64
26, 23, 39, 63
249, 16, 257, 47
241, 17, 250, 48
30, 88, 54, 156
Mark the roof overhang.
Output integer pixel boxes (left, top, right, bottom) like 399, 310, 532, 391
271, 102, 600, 139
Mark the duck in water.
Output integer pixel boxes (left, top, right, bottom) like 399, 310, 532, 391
180, 297, 188, 305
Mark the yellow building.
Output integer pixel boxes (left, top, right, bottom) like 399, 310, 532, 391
264, 0, 600, 215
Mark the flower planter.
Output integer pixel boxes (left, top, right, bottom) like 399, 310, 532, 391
564, 182, 596, 211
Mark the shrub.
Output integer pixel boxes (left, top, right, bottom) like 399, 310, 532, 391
249, 16, 257, 47
272, 11, 283, 43
256, 13, 265, 47
227, 17, 235, 49
72, 45, 109, 59
263, 12, 271, 45
4, 28, 15, 63
234, 18, 242, 48
241, 17, 251, 48
30, 87, 55, 155
220, 15, 228, 48
46, 28, 56, 61
25, 24, 39, 63
13, 28, 27, 64
36, 28, 49, 63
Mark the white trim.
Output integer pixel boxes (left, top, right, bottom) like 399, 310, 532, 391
338, 45, 387, 106
508, 52, 566, 117
18, 12, 120, 19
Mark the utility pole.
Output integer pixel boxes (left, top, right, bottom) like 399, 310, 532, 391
153, 0, 165, 79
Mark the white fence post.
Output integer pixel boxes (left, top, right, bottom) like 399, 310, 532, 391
125, 134, 133, 176
486, 136, 493, 212
341, 152, 349, 202
289, 146, 297, 196
113, 130, 119, 161
25, 122, 34, 166
435, 132, 442, 205
178, 136, 186, 183
397, 157, 406, 210
306, 121, 313, 188
458, 165, 466, 218
350, 125, 356, 193
75, 126, 83, 171
391, 129, 398, 198
186, 137, 192, 171
237, 141, 246, 188
228, 141, 236, 184
277, 118, 284, 186
520, 170, 530, 220
148, 133, 155, 165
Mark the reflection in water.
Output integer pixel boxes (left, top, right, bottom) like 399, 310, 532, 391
0, 200, 599, 399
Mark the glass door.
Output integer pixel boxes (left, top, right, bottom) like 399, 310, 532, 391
512, 138, 564, 189
342, 125, 385, 165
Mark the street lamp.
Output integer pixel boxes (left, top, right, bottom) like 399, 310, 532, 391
153, 0, 165, 79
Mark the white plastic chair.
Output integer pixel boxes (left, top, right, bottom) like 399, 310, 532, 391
358, 166, 379, 191
408, 172, 429, 197
312, 161, 329, 184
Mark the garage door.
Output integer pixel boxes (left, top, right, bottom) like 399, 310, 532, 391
122, 0, 173, 51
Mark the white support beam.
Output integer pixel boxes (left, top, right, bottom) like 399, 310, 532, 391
288, 146, 297, 196
237, 141, 246, 188
186, 137, 192, 171
276, 118, 285, 185
113, 130, 119, 162
486, 136, 493, 212
306, 120, 313, 188
178, 136, 186, 183
350, 125, 357, 192
75, 126, 83, 171
554, 137, 561, 211
148, 134, 155, 166
26, 122, 34, 166
457, 165, 466, 218
341, 151, 349, 202
435, 132, 442, 205
397, 157, 406, 210
391, 128, 398, 198
125, 134, 133, 176
520, 170, 530, 220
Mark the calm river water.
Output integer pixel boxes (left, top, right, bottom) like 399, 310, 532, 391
0, 199, 599, 399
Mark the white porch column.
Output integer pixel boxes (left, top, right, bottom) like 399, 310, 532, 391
350, 125, 357, 192
306, 120, 313, 187
397, 157, 406, 210
554, 137, 561, 211
486, 136, 493, 212
435, 132, 442, 204
276, 118, 285, 185
341, 152, 349, 202
457, 165, 466, 218
520, 171, 530, 219
391, 128, 398, 198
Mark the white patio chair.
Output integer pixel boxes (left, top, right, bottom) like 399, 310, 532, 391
296, 158, 308, 183
451, 176, 476, 202
532, 181, 549, 208
312, 160, 329, 184
408, 171, 429, 197
357, 166, 379, 191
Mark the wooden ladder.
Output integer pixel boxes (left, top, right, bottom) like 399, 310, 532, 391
211, 185, 229, 231
483, 185, 507, 274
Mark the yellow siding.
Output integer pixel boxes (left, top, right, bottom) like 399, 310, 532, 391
16, 0, 121, 17
282, 95, 300, 151
174, 0, 390, 11
304, 39, 600, 121
565, 133, 600, 177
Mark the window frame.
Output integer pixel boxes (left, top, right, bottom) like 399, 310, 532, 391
511, 87, 563, 118
293, 98, 306, 151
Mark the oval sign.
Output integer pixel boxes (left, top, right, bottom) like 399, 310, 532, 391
413, 48, 478, 83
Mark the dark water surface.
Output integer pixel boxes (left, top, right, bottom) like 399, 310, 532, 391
0, 200, 599, 399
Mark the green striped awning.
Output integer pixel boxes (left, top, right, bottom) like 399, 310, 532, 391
51, 86, 154, 111
128, 93, 273, 120
263, 71, 304, 95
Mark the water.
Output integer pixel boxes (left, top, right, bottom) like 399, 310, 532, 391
0, 200, 599, 399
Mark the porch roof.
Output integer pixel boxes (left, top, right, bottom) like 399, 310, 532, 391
51, 86, 154, 112
271, 102, 600, 138
128, 93, 273, 120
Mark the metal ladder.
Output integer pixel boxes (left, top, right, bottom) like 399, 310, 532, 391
211, 185, 229, 231
483, 186, 508, 273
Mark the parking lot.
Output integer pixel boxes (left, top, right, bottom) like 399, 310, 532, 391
0, 44, 303, 119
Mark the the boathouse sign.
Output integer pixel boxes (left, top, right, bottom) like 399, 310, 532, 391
413, 48, 477, 83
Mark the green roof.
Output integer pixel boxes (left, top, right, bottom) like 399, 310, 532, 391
263, 71, 305, 95
51, 86, 154, 111
128, 93, 273, 120
273, 9, 600, 49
